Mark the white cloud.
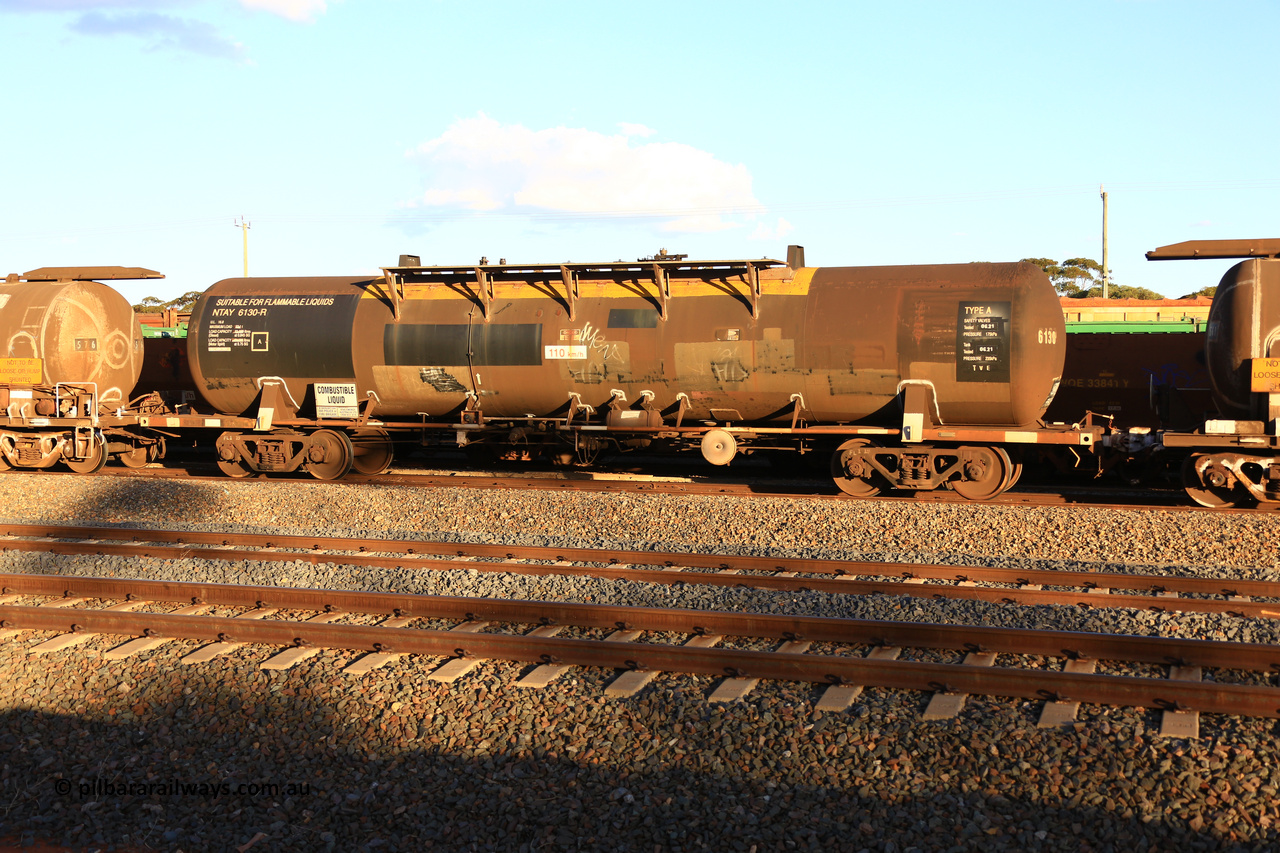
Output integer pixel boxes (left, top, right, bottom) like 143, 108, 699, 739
0, 1, 152, 9
1190, 219, 1213, 228
69, 10, 245, 59
0, 0, 327, 16
617, 122, 656, 138
407, 115, 765, 233
421, 187, 502, 211
750, 217, 794, 241
0, 0, 328, 57
238, 0, 326, 22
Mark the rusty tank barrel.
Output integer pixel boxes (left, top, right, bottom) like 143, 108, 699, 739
0, 269, 150, 404
1204, 258, 1280, 417
186, 259, 1064, 428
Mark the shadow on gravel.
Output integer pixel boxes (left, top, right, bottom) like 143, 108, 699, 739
1, 473, 230, 530
0, 661, 1273, 853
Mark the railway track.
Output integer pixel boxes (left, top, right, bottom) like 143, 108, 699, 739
3, 522, 1279, 620
1, 573, 1277, 728
14, 461, 1247, 513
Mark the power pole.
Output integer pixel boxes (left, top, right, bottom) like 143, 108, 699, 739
234, 216, 250, 275
1099, 185, 1109, 299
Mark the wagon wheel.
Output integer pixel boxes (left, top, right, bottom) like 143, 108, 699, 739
950, 446, 1010, 501
831, 438, 888, 497
147, 438, 166, 463
1113, 457, 1145, 487
351, 428, 394, 475
215, 433, 255, 478
118, 443, 150, 469
1000, 448, 1023, 491
1180, 454, 1241, 508
217, 458, 255, 478
64, 436, 108, 475
305, 429, 354, 481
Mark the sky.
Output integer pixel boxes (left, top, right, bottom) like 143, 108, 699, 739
1, 0, 1277, 306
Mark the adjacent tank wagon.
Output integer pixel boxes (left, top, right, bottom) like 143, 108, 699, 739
0, 266, 158, 472
1148, 240, 1280, 507
0, 267, 147, 403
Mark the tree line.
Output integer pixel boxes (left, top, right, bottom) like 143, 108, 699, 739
132, 292, 203, 314
1021, 257, 1216, 300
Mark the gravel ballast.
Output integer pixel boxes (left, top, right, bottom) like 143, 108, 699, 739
1, 473, 1279, 852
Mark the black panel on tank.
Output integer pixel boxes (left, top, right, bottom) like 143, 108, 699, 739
956, 301, 1011, 383
384, 323, 542, 366
198, 292, 359, 378
475, 324, 541, 365
384, 324, 468, 365
608, 308, 659, 329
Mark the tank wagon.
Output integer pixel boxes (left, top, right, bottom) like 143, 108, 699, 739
1146, 240, 1280, 507
0, 266, 158, 472
174, 247, 1098, 498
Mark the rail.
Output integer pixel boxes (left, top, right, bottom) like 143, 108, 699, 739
2, 573, 1279, 719
4, 523, 1280, 618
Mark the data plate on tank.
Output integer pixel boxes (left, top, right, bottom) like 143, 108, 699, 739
201, 294, 359, 378
1251, 358, 1280, 393
315, 383, 359, 418
956, 302, 1011, 383
0, 358, 42, 384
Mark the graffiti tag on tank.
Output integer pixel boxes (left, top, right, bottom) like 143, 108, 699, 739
547, 323, 620, 361
581, 322, 619, 360
711, 347, 749, 383
419, 367, 468, 393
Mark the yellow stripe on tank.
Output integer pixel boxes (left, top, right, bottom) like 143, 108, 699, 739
360, 268, 816, 302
